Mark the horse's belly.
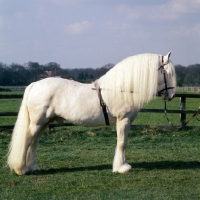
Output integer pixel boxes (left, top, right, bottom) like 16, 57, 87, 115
61, 105, 114, 126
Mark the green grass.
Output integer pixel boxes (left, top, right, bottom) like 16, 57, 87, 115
0, 98, 22, 125
0, 126, 200, 199
0, 90, 200, 199
134, 97, 200, 126
0, 90, 25, 95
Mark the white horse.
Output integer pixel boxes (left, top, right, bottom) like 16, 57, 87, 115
7, 52, 176, 175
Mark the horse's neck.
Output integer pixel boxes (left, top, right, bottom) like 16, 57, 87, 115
97, 66, 118, 86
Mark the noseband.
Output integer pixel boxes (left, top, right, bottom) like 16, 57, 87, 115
157, 64, 175, 97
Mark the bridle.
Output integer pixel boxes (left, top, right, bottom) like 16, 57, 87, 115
157, 58, 176, 127
157, 59, 175, 97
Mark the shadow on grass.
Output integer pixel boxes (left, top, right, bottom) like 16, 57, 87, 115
41, 161, 200, 175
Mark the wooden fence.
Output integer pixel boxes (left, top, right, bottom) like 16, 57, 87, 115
0, 93, 199, 131
176, 86, 200, 93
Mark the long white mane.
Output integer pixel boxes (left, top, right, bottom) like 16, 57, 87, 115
98, 53, 175, 109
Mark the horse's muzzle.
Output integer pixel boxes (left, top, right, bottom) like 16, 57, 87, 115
162, 94, 175, 101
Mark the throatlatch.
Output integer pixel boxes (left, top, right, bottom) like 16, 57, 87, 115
92, 82, 110, 125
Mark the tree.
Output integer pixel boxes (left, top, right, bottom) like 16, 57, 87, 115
44, 62, 63, 77
26, 62, 44, 82
9, 63, 28, 85
0, 63, 12, 85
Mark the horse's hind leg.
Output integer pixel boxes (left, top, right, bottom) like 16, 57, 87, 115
112, 118, 132, 173
8, 128, 35, 175
26, 123, 47, 174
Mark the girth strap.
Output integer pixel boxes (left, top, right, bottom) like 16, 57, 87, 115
93, 82, 110, 125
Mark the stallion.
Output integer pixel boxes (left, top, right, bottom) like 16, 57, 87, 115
7, 52, 176, 175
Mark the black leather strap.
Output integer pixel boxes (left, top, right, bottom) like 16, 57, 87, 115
93, 82, 110, 125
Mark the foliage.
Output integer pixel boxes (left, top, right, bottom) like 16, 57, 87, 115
0, 62, 113, 86
175, 64, 200, 86
1, 60, 199, 86
65, 64, 113, 83
0, 126, 200, 199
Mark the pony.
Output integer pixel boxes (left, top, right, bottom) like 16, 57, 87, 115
7, 52, 176, 175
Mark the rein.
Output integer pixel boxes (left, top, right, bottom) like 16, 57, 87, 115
164, 100, 200, 129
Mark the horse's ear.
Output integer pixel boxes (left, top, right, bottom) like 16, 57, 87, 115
167, 52, 171, 59
163, 52, 171, 64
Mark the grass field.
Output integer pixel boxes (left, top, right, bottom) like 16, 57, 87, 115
0, 126, 200, 199
0, 90, 200, 199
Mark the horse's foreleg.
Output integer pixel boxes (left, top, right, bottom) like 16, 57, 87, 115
112, 118, 132, 173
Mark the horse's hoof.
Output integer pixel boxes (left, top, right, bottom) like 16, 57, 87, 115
32, 170, 41, 175
113, 163, 132, 173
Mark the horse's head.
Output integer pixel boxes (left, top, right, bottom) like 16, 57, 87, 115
157, 52, 176, 101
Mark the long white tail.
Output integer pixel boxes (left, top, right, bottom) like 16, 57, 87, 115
7, 83, 34, 174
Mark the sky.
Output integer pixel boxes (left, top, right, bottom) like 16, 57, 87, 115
0, 0, 200, 69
